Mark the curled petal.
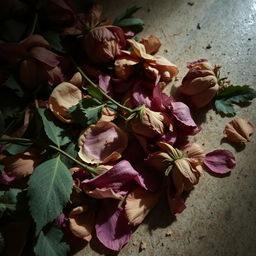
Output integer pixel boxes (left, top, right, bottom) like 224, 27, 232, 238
78, 122, 128, 164
82, 160, 149, 196
19, 34, 50, 50
181, 141, 205, 163
145, 151, 170, 172
204, 149, 236, 174
125, 188, 160, 226
188, 83, 219, 109
140, 35, 161, 55
96, 199, 132, 251
29, 47, 60, 67
69, 72, 84, 88
49, 82, 83, 123
127, 39, 154, 60
69, 205, 95, 242
223, 118, 255, 142
115, 54, 139, 80
0, 148, 41, 182
146, 56, 179, 82
180, 72, 217, 96
174, 158, 199, 184
171, 101, 200, 135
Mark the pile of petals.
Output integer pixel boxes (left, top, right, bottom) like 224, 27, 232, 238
0, 1, 255, 255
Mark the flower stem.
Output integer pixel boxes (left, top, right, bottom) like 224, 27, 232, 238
74, 63, 133, 114
0, 137, 97, 176
30, 12, 38, 35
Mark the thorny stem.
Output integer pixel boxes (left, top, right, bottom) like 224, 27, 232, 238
74, 63, 134, 114
0, 137, 98, 176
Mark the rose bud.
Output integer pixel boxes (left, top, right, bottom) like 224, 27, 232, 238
177, 59, 220, 108
130, 105, 172, 138
82, 26, 126, 64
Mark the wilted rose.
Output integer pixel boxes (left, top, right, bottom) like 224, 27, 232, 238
115, 39, 178, 82
82, 25, 126, 64
146, 142, 204, 194
130, 106, 173, 138
177, 59, 220, 109
18, 35, 61, 88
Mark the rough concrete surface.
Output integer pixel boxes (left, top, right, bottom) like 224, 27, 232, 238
75, 0, 256, 255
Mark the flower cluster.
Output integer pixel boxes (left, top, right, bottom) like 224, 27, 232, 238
0, 1, 254, 255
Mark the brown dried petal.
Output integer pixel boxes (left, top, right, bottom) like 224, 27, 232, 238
140, 35, 161, 55
189, 83, 219, 109
48, 82, 83, 123
223, 118, 255, 142
125, 188, 160, 226
1, 148, 41, 179
69, 205, 95, 242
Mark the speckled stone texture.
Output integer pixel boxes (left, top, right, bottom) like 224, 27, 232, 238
75, 0, 256, 255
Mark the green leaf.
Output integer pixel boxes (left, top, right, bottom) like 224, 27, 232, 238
0, 190, 18, 217
113, 6, 141, 25
60, 142, 78, 168
0, 164, 4, 173
3, 75, 24, 98
68, 98, 104, 127
28, 157, 73, 234
34, 225, 69, 256
115, 18, 144, 33
217, 85, 256, 100
215, 85, 256, 116
85, 84, 103, 101
214, 99, 235, 116
38, 108, 71, 147
106, 101, 118, 112
41, 31, 66, 53
4, 143, 32, 155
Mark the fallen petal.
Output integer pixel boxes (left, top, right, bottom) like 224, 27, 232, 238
223, 118, 255, 142
204, 149, 236, 174
78, 121, 128, 164
125, 188, 160, 226
96, 199, 132, 251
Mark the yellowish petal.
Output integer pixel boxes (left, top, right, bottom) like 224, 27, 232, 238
125, 188, 160, 226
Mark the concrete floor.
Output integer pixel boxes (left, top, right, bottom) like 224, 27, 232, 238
76, 0, 256, 255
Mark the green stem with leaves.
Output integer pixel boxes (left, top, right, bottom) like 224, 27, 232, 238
0, 137, 97, 176
74, 63, 133, 114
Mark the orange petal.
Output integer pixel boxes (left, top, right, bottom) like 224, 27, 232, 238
1, 148, 41, 179
189, 83, 218, 109
69, 205, 95, 242
224, 118, 255, 142
114, 54, 139, 80
140, 35, 161, 55
83, 186, 123, 200
181, 142, 205, 163
127, 39, 154, 60
48, 82, 83, 123
125, 188, 160, 226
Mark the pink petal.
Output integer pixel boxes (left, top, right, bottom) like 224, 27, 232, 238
204, 149, 236, 174
0, 171, 15, 185
29, 47, 60, 67
171, 101, 201, 135
82, 160, 148, 195
78, 121, 128, 164
96, 199, 132, 251
98, 74, 112, 96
